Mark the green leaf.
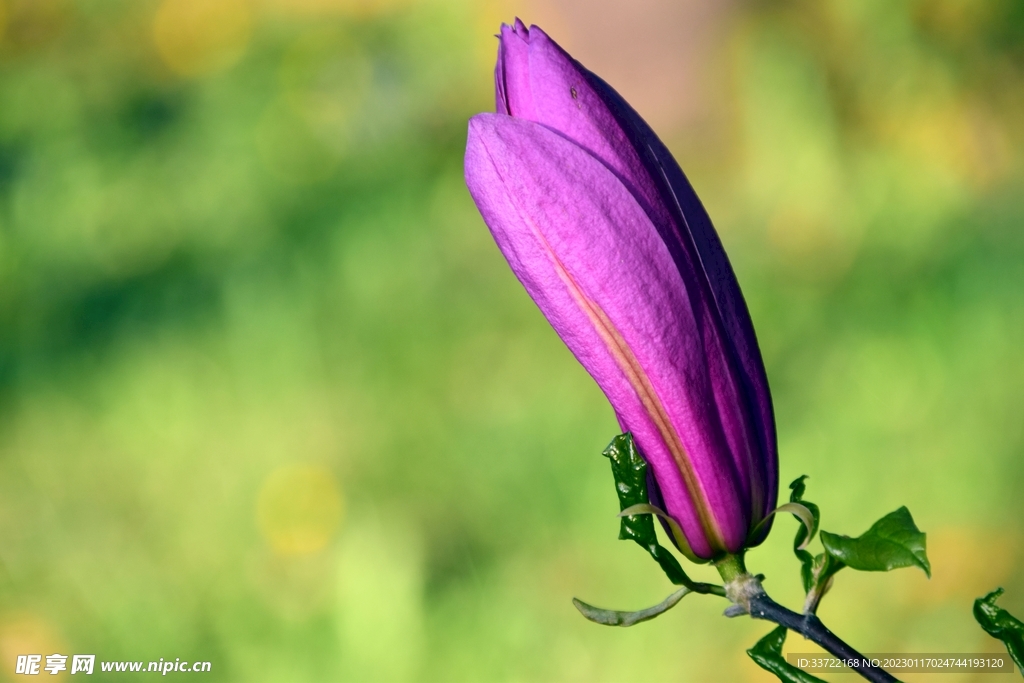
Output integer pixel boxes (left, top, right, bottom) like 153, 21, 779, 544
788, 476, 821, 551
602, 435, 720, 595
788, 475, 809, 503
747, 625, 828, 683
819, 506, 930, 577
572, 587, 691, 627
783, 477, 845, 614
787, 476, 821, 593
771, 503, 816, 550
974, 588, 1024, 673
603, 434, 658, 540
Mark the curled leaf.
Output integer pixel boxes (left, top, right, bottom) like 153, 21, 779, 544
618, 503, 705, 565
786, 476, 822, 595
973, 588, 1024, 672
572, 587, 691, 627
750, 501, 816, 551
604, 434, 712, 575
787, 475, 821, 551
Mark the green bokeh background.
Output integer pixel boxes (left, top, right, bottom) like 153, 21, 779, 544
0, 0, 1021, 681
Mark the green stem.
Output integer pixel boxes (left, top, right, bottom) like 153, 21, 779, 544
714, 553, 748, 583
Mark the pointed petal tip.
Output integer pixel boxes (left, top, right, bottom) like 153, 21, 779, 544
467, 112, 499, 134
498, 21, 530, 49
464, 114, 509, 173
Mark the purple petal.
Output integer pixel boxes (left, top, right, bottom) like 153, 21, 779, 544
583, 72, 779, 534
495, 22, 534, 117
495, 23, 777, 538
465, 113, 753, 557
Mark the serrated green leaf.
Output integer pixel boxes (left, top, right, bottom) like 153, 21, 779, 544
572, 587, 691, 627
819, 506, 930, 577
747, 625, 828, 683
602, 435, 720, 594
974, 588, 1024, 673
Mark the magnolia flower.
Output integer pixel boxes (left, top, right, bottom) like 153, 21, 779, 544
464, 20, 777, 560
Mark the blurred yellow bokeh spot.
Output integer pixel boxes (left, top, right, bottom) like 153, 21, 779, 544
0, 613, 65, 671
0, 1, 7, 45
153, 0, 253, 77
905, 526, 1020, 606
257, 464, 343, 556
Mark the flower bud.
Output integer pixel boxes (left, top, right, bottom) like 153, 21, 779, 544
465, 20, 777, 559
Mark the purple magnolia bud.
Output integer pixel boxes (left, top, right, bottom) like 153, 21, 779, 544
465, 20, 778, 560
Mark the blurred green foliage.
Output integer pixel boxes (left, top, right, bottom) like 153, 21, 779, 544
0, 0, 1021, 681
